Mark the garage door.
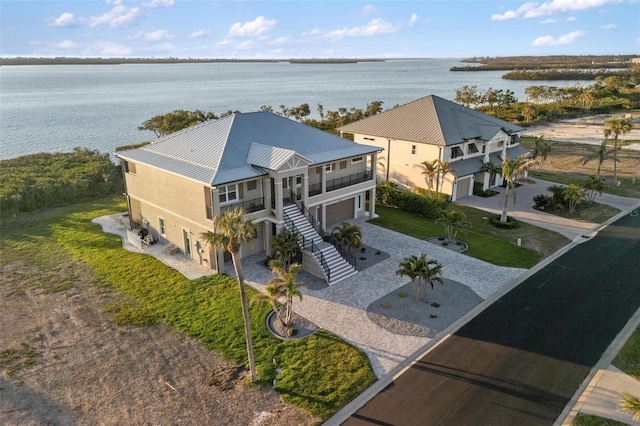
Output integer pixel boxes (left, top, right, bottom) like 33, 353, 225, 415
456, 177, 471, 200
326, 199, 354, 228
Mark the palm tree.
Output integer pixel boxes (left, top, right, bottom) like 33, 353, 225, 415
252, 280, 284, 326
603, 118, 631, 185
437, 160, 452, 194
532, 136, 552, 171
500, 153, 538, 223
421, 159, 439, 195
396, 254, 443, 302
266, 260, 306, 328
270, 230, 300, 269
480, 161, 500, 188
563, 183, 585, 215
582, 175, 606, 203
619, 392, 640, 421
436, 209, 471, 242
201, 207, 258, 382
332, 222, 362, 256
580, 139, 617, 178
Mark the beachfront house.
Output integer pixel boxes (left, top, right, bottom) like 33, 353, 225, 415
115, 111, 381, 284
338, 95, 526, 201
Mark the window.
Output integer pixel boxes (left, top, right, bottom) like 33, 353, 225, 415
204, 187, 213, 219
467, 143, 479, 154
451, 146, 464, 159
509, 135, 519, 145
158, 218, 166, 236
411, 145, 416, 155
246, 180, 257, 191
340, 160, 347, 169
498, 141, 504, 148
351, 156, 363, 163
482, 144, 486, 154
325, 163, 333, 173
218, 184, 237, 203
363, 137, 375, 141
295, 176, 302, 185
124, 160, 136, 174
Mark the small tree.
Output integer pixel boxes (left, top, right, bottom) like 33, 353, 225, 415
332, 222, 362, 256
396, 254, 443, 302
481, 161, 500, 188
201, 208, 257, 382
437, 161, 452, 194
266, 260, 306, 328
582, 175, 606, 203
619, 392, 640, 422
564, 183, 586, 214
436, 209, 471, 242
421, 159, 439, 195
270, 230, 300, 269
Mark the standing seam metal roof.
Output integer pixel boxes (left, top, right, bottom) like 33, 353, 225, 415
338, 95, 524, 147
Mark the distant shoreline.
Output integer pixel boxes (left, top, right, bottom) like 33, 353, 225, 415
0, 57, 387, 66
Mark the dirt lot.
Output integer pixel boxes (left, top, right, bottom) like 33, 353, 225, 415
0, 259, 317, 426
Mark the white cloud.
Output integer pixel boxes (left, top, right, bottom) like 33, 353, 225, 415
493, 0, 622, 21
540, 18, 558, 24
148, 42, 175, 52
321, 19, 401, 42
363, 5, 376, 15
408, 13, 419, 27
94, 40, 132, 55
236, 40, 255, 50
301, 28, 324, 37
49, 12, 81, 27
142, 30, 174, 41
142, 0, 174, 7
227, 16, 277, 38
88, 5, 140, 29
531, 29, 586, 45
567, 16, 577, 21
601, 23, 617, 29
57, 40, 80, 49
188, 30, 210, 39
491, 10, 519, 21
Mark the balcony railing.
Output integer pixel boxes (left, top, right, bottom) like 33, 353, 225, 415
326, 169, 373, 192
220, 196, 265, 214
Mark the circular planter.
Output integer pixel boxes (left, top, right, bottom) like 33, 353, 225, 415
265, 311, 320, 341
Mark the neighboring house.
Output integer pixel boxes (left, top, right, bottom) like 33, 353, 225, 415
115, 111, 381, 284
338, 95, 527, 201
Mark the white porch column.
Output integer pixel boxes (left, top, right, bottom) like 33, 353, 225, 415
302, 174, 309, 206
484, 142, 490, 163
274, 180, 283, 222
371, 152, 377, 182
369, 187, 376, 219
321, 165, 327, 194
483, 172, 490, 190
501, 139, 507, 158
262, 178, 271, 214
469, 176, 475, 196
320, 204, 327, 231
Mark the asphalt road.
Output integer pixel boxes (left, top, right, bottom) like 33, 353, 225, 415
342, 209, 640, 426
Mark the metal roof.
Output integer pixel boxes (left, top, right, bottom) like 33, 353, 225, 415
338, 95, 524, 147
450, 145, 529, 177
116, 111, 381, 186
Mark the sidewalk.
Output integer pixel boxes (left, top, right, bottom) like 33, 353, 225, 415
577, 366, 640, 425
457, 177, 640, 241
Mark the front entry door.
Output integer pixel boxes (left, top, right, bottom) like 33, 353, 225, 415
183, 229, 192, 258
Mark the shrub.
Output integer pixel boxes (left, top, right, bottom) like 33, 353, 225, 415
376, 184, 448, 219
286, 328, 298, 337
381, 302, 391, 309
533, 194, 552, 209
489, 215, 520, 229
398, 291, 407, 298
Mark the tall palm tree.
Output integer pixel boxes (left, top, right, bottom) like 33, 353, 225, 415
500, 153, 538, 223
532, 136, 552, 171
603, 118, 631, 185
581, 139, 617, 178
266, 260, 306, 328
201, 207, 258, 382
563, 183, 585, 215
437, 160, 452, 194
421, 159, 439, 195
332, 222, 362, 256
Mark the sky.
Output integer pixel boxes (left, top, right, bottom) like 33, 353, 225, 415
1, 0, 638, 59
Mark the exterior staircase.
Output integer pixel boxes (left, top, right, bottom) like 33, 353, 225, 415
283, 204, 357, 285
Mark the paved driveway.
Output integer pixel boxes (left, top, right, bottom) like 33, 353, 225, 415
457, 177, 639, 240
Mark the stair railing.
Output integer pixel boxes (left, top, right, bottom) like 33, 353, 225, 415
283, 210, 331, 283
295, 199, 324, 238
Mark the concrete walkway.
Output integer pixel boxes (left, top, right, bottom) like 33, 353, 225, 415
457, 177, 640, 241
577, 366, 640, 425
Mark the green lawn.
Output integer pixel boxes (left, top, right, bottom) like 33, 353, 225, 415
0, 196, 376, 420
370, 204, 570, 268
613, 325, 640, 380
536, 201, 620, 224
572, 414, 627, 426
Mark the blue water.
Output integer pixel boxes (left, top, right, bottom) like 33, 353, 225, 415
0, 59, 578, 159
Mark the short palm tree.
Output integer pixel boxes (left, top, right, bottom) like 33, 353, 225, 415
563, 183, 585, 214
266, 260, 306, 328
582, 175, 606, 203
201, 207, 258, 382
332, 222, 362, 256
619, 391, 640, 421
500, 153, 538, 223
421, 159, 439, 195
603, 118, 631, 185
396, 254, 444, 302
436, 209, 471, 242
480, 160, 500, 188
270, 230, 300, 269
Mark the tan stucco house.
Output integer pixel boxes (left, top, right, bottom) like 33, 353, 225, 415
338, 95, 526, 201
115, 111, 381, 284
